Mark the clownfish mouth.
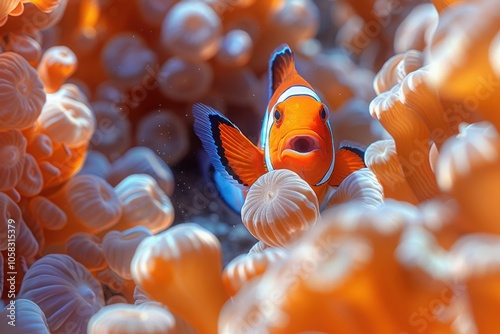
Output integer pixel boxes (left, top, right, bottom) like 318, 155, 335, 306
283, 135, 321, 154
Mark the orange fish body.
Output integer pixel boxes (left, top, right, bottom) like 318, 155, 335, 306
193, 44, 365, 208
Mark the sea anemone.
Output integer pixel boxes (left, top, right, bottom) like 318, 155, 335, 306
16, 219, 40, 260
0, 32, 42, 66
136, 0, 174, 26
450, 234, 500, 334
89, 100, 131, 161
70, 0, 100, 53
364, 139, 418, 204
0, 52, 46, 130
24, 0, 61, 13
427, 0, 500, 129
0, 0, 67, 34
400, 67, 457, 147
107, 146, 175, 197
330, 99, 388, 150
160, 0, 222, 62
45, 174, 122, 245
134, 110, 190, 165
0, 192, 23, 250
37, 46, 78, 93
100, 33, 158, 88
38, 141, 89, 189
393, 4, 438, 53
94, 80, 122, 102
0, 0, 23, 27
131, 223, 228, 334
38, 96, 95, 148
248, 241, 270, 254
15, 153, 43, 197
373, 50, 424, 95
268, 0, 319, 46
241, 169, 319, 248
47, 82, 90, 107
87, 303, 176, 334
22, 201, 46, 250
18, 254, 104, 334
393, 223, 465, 331
157, 57, 214, 103
222, 200, 444, 333
0, 1, 498, 332
113, 174, 174, 234
77, 150, 112, 180
436, 121, 500, 234
327, 168, 384, 209
0, 299, 50, 333
212, 66, 259, 107
106, 295, 129, 305
94, 267, 128, 295
102, 226, 152, 280
295, 53, 356, 110
0, 129, 27, 192
431, 0, 463, 12
216, 29, 253, 67
0, 195, 39, 259
490, 31, 500, 77
223, 247, 288, 296
416, 197, 463, 249
220, 206, 377, 333
26, 132, 52, 161
65, 232, 107, 271
370, 86, 439, 202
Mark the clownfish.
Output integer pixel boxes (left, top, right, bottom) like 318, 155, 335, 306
193, 44, 365, 210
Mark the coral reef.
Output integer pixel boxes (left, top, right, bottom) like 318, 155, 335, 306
0, 0, 499, 333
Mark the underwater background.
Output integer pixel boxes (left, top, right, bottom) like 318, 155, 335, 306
0, 0, 499, 333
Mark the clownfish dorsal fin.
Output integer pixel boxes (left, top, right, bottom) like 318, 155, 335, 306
329, 141, 367, 187
269, 44, 296, 99
193, 103, 267, 189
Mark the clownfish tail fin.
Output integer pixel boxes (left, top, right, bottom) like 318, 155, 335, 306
269, 44, 296, 98
329, 140, 366, 187
192, 103, 266, 189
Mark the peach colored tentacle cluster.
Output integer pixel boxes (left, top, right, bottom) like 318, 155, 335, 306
1, 1, 500, 333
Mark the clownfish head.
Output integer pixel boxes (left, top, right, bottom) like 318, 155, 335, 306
261, 46, 335, 187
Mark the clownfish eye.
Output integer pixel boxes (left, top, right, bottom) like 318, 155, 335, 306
274, 110, 281, 121
320, 107, 327, 120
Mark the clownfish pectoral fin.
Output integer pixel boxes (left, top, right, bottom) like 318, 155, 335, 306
329, 141, 366, 187
269, 44, 296, 98
193, 103, 266, 189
